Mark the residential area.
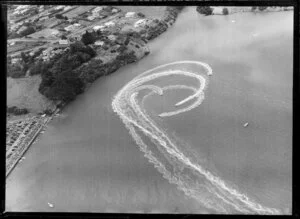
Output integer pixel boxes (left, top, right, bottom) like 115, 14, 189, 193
6, 5, 183, 176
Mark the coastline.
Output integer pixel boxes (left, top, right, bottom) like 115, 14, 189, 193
210, 6, 293, 15
6, 6, 184, 177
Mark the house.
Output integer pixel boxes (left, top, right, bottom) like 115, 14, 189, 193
64, 25, 76, 31
43, 47, 53, 55
59, 39, 69, 45
92, 6, 103, 13
125, 12, 135, 18
107, 34, 117, 41
134, 19, 147, 28
94, 40, 104, 46
64, 6, 72, 11
104, 21, 115, 27
87, 15, 96, 21
51, 29, 59, 36
11, 58, 21, 64
93, 25, 105, 31
112, 8, 119, 14
54, 6, 64, 10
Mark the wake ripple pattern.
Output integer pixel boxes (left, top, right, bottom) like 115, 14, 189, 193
111, 60, 281, 214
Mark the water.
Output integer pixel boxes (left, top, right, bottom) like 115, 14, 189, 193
6, 7, 292, 214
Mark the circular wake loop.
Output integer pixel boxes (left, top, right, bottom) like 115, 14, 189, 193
111, 61, 281, 215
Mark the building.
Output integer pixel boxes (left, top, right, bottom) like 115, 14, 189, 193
43, 47, 53, 56
54, 6, 64, 10
107, 34, 117, 41
92, 6, 103, 13
93, 25, 105, 31
104, 21, 115, 27
64, 6, 72, 11
87, 15, 96, 21
64, 25, 77, 31
59, 39, 69, 45
51, 29, 60, 36
11, 58, 22, 64
134, 19, 147, 28
112, 8, 119, 14
125, 12, 135, 18
94, 40, 104, 46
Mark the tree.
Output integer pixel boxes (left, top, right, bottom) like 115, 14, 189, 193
222, 8, 229, 15
29, 61, 45, 75
55, 14, 64, 19
258, 6, 268, 11
251, 6, 257, 11
19, 26, 35, 37
21, 52, 29, 63
196, 6, 213, 16
9, 31, 20, 39
137, 12, 145, 18
7, 64, 26, 78
81, 30, 96, 45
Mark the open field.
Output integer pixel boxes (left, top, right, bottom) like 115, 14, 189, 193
8, 41, 46, 54
62, 6, 95, 19
7, 75, 56, 114
27, 28, 60, 39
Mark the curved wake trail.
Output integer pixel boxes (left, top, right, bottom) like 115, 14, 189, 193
111, 60, 281, 214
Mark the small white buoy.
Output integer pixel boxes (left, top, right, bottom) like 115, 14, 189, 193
48, 202, 54, 208
243, 122, 249, 127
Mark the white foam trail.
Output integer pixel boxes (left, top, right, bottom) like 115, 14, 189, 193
111, 60, 281, 215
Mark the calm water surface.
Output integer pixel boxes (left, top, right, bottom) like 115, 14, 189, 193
6, 7, 292, 213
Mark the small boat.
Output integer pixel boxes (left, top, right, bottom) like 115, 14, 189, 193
243, 122, 249, 127
207, 72, 213, 76
48, 202, 54, 208
231, 20, 236, 23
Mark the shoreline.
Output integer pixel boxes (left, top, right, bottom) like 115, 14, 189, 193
210, 6, 293, 16
6, 6, 183, 178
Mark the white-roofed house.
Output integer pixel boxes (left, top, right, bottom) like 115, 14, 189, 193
92, 6, 103, 13
107, 34, 117, 41
104, 21, 115, 27
87, 15, 96, 21
93, 25, 105, 31
134, 19, 147, 28
59, 39, 69, 45
111, 8, 119, 14
94, 40, 104, 46
125, 12, 136, 18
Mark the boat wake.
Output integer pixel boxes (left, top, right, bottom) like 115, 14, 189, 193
111, 60, 281, 214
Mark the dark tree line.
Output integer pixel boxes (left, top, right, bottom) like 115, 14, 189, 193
38, 41, 96, 102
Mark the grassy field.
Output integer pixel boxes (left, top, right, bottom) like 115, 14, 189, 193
27, 28, 60, 40
62, 6, 96, 19
7, 75, 56, 115
8, 42, 45, 54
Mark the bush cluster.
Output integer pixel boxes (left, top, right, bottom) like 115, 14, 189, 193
196, 6, 213, 16
7, 106, 28, 115
38, 41, 96, 102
